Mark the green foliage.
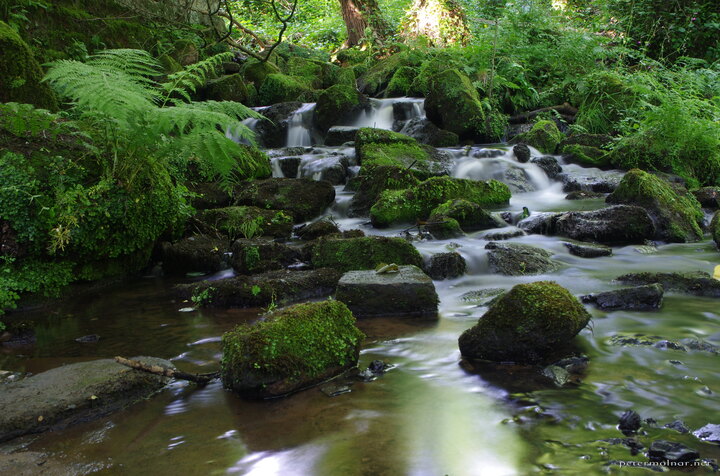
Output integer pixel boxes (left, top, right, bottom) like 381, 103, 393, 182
0, 257, 74, 315
311, 236, 423, 272
513, 120, 564, 154
191, 286, 216, 305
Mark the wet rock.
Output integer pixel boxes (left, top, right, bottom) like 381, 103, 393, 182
513, 144, 531, 163
502, 166, 537, 193
335, 265, 439, 318
221, 300, 364, 399
531, 156, 562, 179
664, 420, 690, 434
554, 355, 590, 374
176, 268, 342, 308
188, 182, 231, 210
311, 236, 423, 272
510, 121, 563, 154
693, 424, 720, 444
559, 133, 613, 151
325, 126, 359, 146
481, 227, 526, 241
277, 157, 301, 178
553, 206, 655, 245
160, 235, 230, 275
234, 178, 336, 222
563, 241, 612, 258
314, 84, 367, 132
458, 281, 591, 363
229, 238, 300, 275
400, 118, 459, 147
425, 216, 464, 239
429, 199, 505, 233
616, 271, 720, 298
485, 241, 560, 276
517, 212, 562, 235
318, 163, 348, 185
606, 169, 703, 242
254, 102, 303, 148
296, 220, 340, 241
460, 288, 506, 306
648, 440, 700, 463
368, 360, 391, 374
0, 357, 171, 442
347, 166, 419, 218
193, 206, 293, 240
425, 252, 467, 280
581, 284, 663, 311
565, 190, 605, 200
561, 144, 610, 168
619, 410, 642, 434
541, 365, 570, 386
320, 382, 353, 397
692, 186, 720, 209
560, 170, 623, 193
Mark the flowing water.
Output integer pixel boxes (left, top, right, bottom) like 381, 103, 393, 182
2, 100, 720, 475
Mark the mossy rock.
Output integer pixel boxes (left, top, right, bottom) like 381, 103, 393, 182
692, 187, 720, 209
458, 281, 591, 363
511, 120, 564, 154
242, 59, 281, 88
355, 128, 448, 178
0, 21, 57, 110
559, 133, 613, 151
711, 211, 719, 249
385, 66, 417, 97
229, 238, 300, 275
426, 217, 464, 239
194, 206, 293, 240
336, 48, 371, 66
314, 84, 366, 132
616, 271, 720, 298
357, 50, 424, 96
606, 169, 703, 243
347, 165, 420, 217
485, 242, 560, 276
172, 39, 198, 66
258, 73, 312, 106
221, 300, 364, 399
425, 252, 467, 280
160, 235, 230, 275
157, 53, 183, 74
562, 144, 611, 169
272, 43, 330, 63
409, 54, 463, 97
203, 74, 255, 105
370, 177, 511, 228
428, 199, 503, 232
425, 69, 484, 140
233, 178, 336, 222
296, 219, 340, 241
311, 236, 423, 272
286, 56, 324, 88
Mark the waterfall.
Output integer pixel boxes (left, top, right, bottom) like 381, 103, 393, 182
286, 103, 316, 147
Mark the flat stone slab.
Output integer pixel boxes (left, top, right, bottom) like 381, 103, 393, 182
581, 284, 663, 311
335, 265, 439, 318
564, 241, 612, 258
0, 357, 171, 442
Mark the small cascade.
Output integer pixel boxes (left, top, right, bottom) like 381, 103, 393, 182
286, 103, 316, 147
226, 106, 269, 145
450, 147, 551, 191
351, 97, 425, 130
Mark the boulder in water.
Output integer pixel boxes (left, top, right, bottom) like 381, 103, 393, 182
335, 265, 439, 318
221, 300, 364, 399
560, 170, 623, 193
606, 169, 703, 242
160, 235, 230, 275
531, 156, 562, 179
510, 120, 563, 154
0, 357, 171, 442
693, 424, 720, 444
552, 206, 655, 245
254, 102, 303, 148
311, 236, 423, 272
193, 206, 294, 240
428, 199, 504, 232
482, 227, 526, 241
563, 241, 612, 258
325, 126, 360, 146
712, 211, 720, 248
648, 440, 700, 464
277, 156, 301, 178
348, 165, 420, 217
233, 178, 336, 222
513, 143, 531, 163
616, 271, 720, 298
458, 281, 591, 363
485, 241, 560, 276
314, 84, 367, 132
581, 284, 664, 311
229, 238, 300, 275
296, 219, 340, 241
399, 118, 459, 147
425, 252, 467, 280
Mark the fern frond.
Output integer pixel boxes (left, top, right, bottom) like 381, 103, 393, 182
160, 52, 235, 104
86, 49, 161, 82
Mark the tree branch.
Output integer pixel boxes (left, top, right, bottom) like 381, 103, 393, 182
115, 356, 219, 384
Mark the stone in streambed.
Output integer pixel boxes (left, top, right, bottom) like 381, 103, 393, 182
692, 187, 720, 209
458, 281, 591, 363
693, 424, 720, 444
295, 219, 340, 241
513, 143, 531, 163
648, 441, 700, 463
221, 300, 364, 399
335, 265, 439, 318
311, 236, 423, 272
233, 178, 336, 222
581, 284, 663, 311
531, 155, 562, 179
616, 271, 720, 298
0, 357, 171, 442
325, 126, 360, 146
175, 268, 342, 308
160, 235, 230, 275
425, 252, 466, 280
482, 227, 526, 241
229, 238, 300, 275
485, 242, 560, 276
618, 410, 642, 434
563, 241, 612, 258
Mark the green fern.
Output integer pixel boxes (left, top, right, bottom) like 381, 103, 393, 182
43, 49, 265, 188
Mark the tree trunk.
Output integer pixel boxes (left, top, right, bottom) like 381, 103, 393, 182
339, 0, 388, 47
401, 0, 471, 47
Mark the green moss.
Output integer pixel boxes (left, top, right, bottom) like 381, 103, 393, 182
348, 165, 420, 216
355, 128, 442, 178
204, 74, 254, 105
311, 236, 423, 272
385, 66, 417, 98
357, 49, 424, 96
426, 216, 463, 239
336, 48, 371, 66
370, 177, 511, 227
607, 169, 703, 242
458, 281, 591, 363
221, 300, 365, 395
0, 21, 57, 110
242, 59, 281, 88
314, 84, 362, 131
562, 144, 611, 168
712, 212, 720, 248
196, 206, 293, 240
157, 53, 183, 74
257, 73, 312, 105
429, 199, 500, 231
513, 120, 564, 154
409, 54, 462, 96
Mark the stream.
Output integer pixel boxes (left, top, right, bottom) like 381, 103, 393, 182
1, 99, 719, 475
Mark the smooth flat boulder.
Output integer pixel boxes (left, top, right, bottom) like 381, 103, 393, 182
581, 284, 664, 311
554, 206, 655, 245
311, 236, 423, 272
563, 241, 612, 258
616, 271, 720, 298
0, 357, 170, 442
335, 265, 439, 318
485, 241, 560, 276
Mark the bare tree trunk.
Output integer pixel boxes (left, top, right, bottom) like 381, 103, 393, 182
339, 0, 388, 47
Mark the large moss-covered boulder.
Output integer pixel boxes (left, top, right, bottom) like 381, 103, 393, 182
424, 69, 485, 140
221, 300, 364, 399
357, 50, 424, 96
511, 120, 563, 154
311, 236, 423, 272
712, 212, 720, 248
606, 169, 703, 242
385, 66, 417, 97
355, 128, 449, 178
233, 178, 336, 222
0, 21, 57, 110
194, 206, 293, 240
428, 199, 504, 232
314, 84, 366, 132
458, 281, 591, 363
203, 74, 256, 105
348, 165, 420, 217
561, 144, 611, 169
242, 59, 281, 88
258, 74, 312, 105
370, 177, 511, 228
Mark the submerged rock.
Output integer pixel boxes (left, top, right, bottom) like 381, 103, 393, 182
233, 178, 336, 222
458, 281, 591, 363
221, 300, 364, 399
565, 190, 605, 200
176, 268, 342, 308
648, 440, 700, 463
335, 265, 439, 318
0, 357, 170, 442
616, 271, 720, 298
311, 236, 424, 272
160, 235, 230, 275
531, 156, 562, 179
460, 288, 506, 306
581, 284, 664, 311
425, 252, 467, 280
693, 424, 720, 444
563, 241, 612, 258
607, 169, 704, 242
485, 241, 560, 276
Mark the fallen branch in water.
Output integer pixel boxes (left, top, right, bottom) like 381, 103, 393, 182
114, 356, 220, 384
